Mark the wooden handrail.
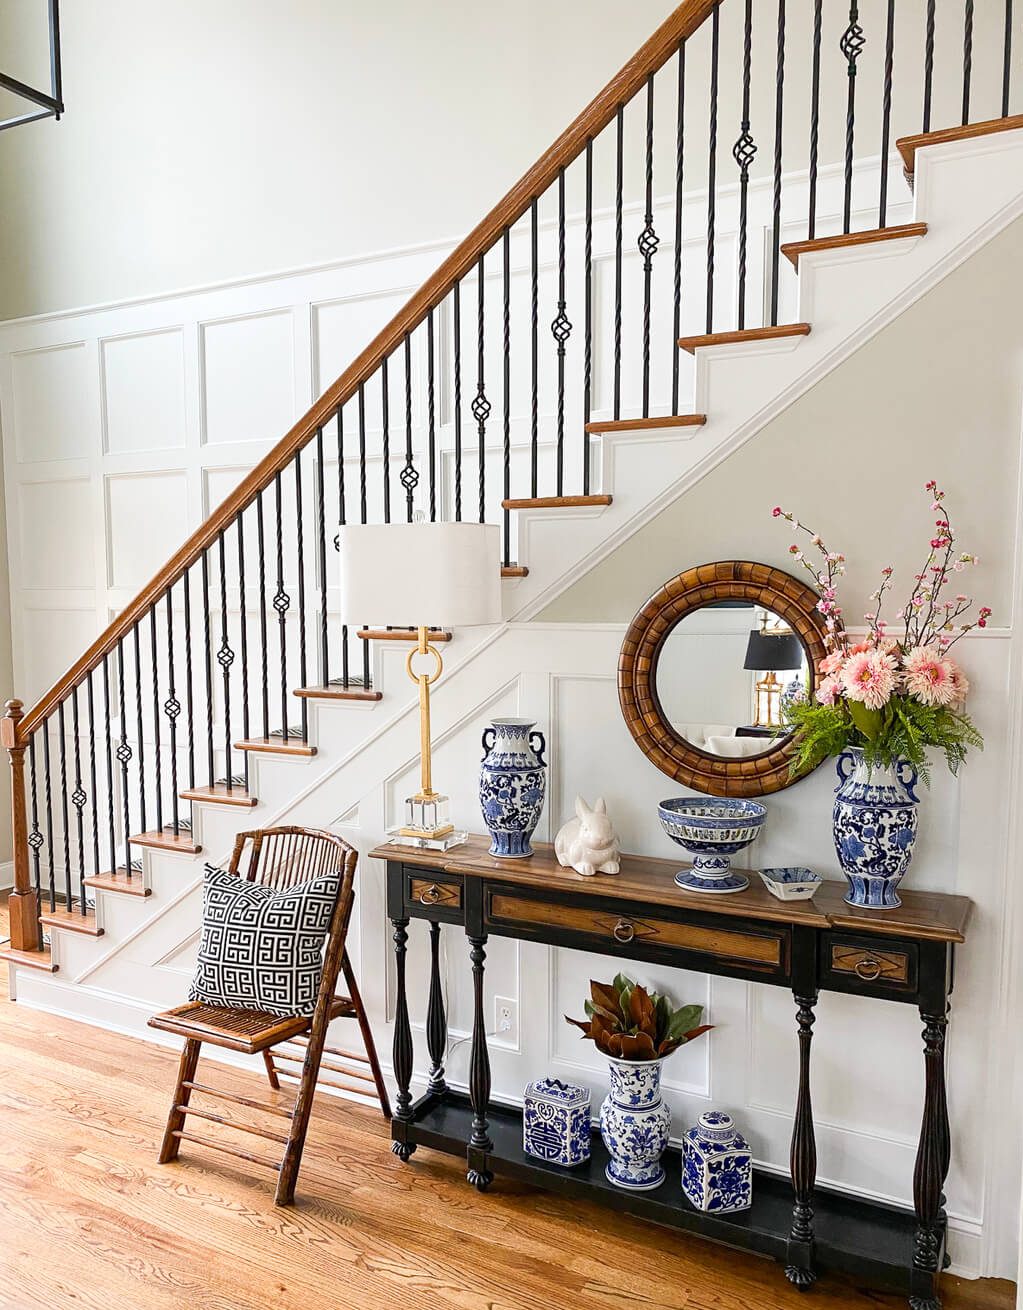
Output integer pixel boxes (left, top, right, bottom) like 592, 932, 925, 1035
14, 0, 721, 744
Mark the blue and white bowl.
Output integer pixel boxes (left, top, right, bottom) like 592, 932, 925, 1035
759, 867, 822, 901
658, 797, 767, 895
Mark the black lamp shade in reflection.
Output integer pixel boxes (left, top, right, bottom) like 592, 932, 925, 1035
743, 630, 804, 672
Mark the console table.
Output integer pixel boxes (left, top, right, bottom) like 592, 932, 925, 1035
372, 835, 971, 1309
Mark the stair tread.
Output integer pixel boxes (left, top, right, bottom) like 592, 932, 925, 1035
781, 223, 928, 268
585, 414, 707, 434
39, 905, 104, 936
500, 565, 530, 578
236, 736, 317, 757
0, 946, 57, 972
84, 869, 151, 897
356, 629, 452, 643
678, 323, 811, 353
181, 782, 259, 807
897, 114, 1023, 175
294, 684, 384, 702
501, 495, 613, 510
130, 828, 202, 854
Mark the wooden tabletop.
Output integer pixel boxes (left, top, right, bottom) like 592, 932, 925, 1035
368, 835, 972, 944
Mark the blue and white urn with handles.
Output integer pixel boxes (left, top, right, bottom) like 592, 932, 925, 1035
479, 718, 547, 858
599, 1056, 671, 1191
833, 746, 920, 910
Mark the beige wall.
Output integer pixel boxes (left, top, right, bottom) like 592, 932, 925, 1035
541, 214, 1023, 626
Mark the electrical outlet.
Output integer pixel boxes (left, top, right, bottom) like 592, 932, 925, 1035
494, 995, 517, 1043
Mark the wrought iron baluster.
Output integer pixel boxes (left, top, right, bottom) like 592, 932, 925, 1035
879, 0, 896, 227
672, 41, 686, 413
165, 588, 181, 835
808, 0, 823, 239
403, 334, 418, 523
961, 0, 974, 125
427, 312, 437, 522
770, 0, 787, 328
639, 75, 659, 410
1004, 0, 1014, 118
116, 640, 132, 872
841, 6, 866, 234
273, 471, 290, 740
706, 4, 720, 334
336, 406, 350, 687
70, 687, 86, 912
149, 608, 163, 835
473, 257, 490, 524
217, 532, 234, 782
530, 199, 539, 500
553, 172, 571, 496
237, 518, 250, 785
315, 425, 328, 687
923, 0, 936, 132
613, 104, 624, 420
583, 138, 593, 495
381, 357, 391, 524
502, 228, 512, 561
27, 736, 43, 937
453, 286, 463, 521
183, 569, 195, 790
201, 551, 214, 784
734, 0, 757, 331
294, 451, 309, 739
102, 655, 117, 878
57, 700, 71, 911
132, 624, 147, 833
256, 490, 271, 731
43, 718, 55, 912
85, 673, 100, 890
358, 385, 368, 528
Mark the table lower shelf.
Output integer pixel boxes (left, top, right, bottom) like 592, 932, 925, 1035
397, 1090, 937, 1295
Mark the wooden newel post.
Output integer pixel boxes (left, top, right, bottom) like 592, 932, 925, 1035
2, 700, 39, 953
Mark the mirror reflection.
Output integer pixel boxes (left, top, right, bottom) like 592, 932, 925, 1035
655, 603, 810, 759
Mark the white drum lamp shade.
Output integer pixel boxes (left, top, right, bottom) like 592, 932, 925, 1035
338, 522, 502, 628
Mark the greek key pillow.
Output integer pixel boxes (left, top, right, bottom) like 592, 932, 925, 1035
189, 863, 339, 1018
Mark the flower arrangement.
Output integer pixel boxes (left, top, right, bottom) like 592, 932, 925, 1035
565, 975, 712, 1062
773, 481, 985, 782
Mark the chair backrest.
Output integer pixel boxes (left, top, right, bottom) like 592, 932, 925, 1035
227, 825, 358, 1016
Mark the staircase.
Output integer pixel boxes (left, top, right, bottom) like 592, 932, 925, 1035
3, 0, 1023, 1185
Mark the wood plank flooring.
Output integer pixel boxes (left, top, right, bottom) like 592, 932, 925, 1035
0, 895, 1014, 1310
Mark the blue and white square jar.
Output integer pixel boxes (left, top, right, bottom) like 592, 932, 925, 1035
523, 1077, 591, 1167
681, 1111, 753, 1213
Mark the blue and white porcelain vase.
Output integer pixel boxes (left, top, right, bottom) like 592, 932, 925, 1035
681, 1110, 753, 1213
479, 718, 547, 859
832, 746, 920, 910
599, 1057, 671, 1191
523, 1077, 591, 1167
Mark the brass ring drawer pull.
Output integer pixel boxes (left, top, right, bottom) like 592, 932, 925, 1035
419, 884, 443, 905
612, 919, 635, 944
855, 957, 882, 981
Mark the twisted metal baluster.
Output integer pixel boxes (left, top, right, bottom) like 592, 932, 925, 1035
102, 655, 117, 878
922, 0, 936, 132
294, 450, 309, 738
236, 522, 250, 790
357, 385, 368, 528
879, 0, 896, 228
530, 201, 539, 499
841, 5, 866, 234
315, 425, 328, 686
502, 228, 512, 561
132, 623, 147, 833
552, 172, 571, 498
807, 0, 823, 239
273, 471, 290, 740
961, 0, 974, 125
42, 717, 55, 912
770, 0, 787, 327
70, 687, 86, 913
583, 138, 593, 495
149, 607, 163, 835
613, 105, 624, 420
183, 569, 196, 790
672, 41, 686, 413
165, 587, 181, 834
217, 532, 234, 783
427, 311, 437, 522
453, 285, 463, 521
57, 700, 71, 911
201, 551, 214, 785
639, 74, 659, 412
256, 490, 271, 729
734, 0, 757, 330
336, 408, 350, 687
381, 356, 392, 524
116, 639, 132, 871
86, 671, 100, 886
706, 4, 720, 334
1003, 0, 1014, 118
473, 257, 490, 523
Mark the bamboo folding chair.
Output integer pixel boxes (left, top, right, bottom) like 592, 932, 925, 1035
149, 825, 390, 1206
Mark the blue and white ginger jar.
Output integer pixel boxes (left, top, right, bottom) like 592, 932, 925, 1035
599, 1057, 671, 1191
833, 747, 919, 910
479, 718, 547, 859
523, 1077, 591, 1167
681, 1110, 753, 1213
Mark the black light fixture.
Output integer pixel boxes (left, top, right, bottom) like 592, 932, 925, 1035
743, 626, 805, 728
1, 1, 63, 133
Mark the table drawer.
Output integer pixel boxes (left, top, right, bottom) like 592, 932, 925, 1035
485, 887, 790, 978
403, 869, 464, 921
820, 932, 918, 999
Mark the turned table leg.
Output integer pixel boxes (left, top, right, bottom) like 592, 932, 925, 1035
909, 1006, 951, 1310
785, 990, 818, 1289
390, 916, 416, 1162
426, 920, 448, 1096
466, 933, 494, 1190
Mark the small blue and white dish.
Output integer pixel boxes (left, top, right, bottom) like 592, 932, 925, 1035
759, 867, 822, 901
658, 797, 767, 895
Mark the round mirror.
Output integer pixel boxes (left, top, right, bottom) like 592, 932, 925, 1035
654, 603, 810, 761
619, 562, 828, 797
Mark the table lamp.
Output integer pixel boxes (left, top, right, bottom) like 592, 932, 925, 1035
743, 625, 804, 729
338, 521, 502, 850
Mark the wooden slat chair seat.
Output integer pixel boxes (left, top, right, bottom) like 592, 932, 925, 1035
149, 826, 390, 1206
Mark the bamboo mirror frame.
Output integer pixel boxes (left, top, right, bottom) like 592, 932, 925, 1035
618, 562, 829, 798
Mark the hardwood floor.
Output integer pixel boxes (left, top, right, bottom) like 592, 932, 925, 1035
0, 895, 1014, 1310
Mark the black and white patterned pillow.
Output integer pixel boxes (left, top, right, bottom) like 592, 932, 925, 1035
189, 863, 339, 1018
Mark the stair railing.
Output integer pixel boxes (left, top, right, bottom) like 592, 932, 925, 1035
3, 0, 1019, 956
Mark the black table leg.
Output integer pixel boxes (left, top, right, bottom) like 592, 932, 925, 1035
466, 933, 493, 1190
785, 990, 818, 1289
426, 920, 448, 1095
390, 916, 416, 1162
909, 1006, 951, 1310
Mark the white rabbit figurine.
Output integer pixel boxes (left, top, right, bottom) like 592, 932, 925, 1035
554, 796, 621, 877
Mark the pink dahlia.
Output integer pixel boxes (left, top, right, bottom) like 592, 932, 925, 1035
903, 646, 959, 707
947, 660, 970, 706
820, 650, 845, 676
815, 674, 842, 706
840, 650, 898, 710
